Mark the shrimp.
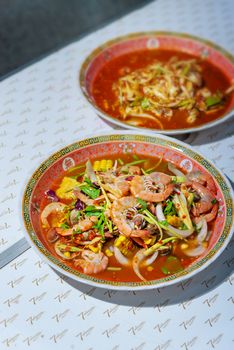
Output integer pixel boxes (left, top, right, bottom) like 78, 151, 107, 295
120, 165, 141, 175
41, 202, 66, 228
193, 202, 218, 223
111, 196, 151, 237
75, 250, 108, 274
130, 172, 174, 202
102, 176, 130, 198
73, 188, 94, 205
186, 171, 216, 194
191, 182, 216, 216
56, 216, 98, 236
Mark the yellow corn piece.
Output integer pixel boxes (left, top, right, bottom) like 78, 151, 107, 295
143, 238, 151, 245
105, 249, 113, 257
114, 236, 132, 256
88, 245, 99, 253
100, 160, 107, 171
167, 215, 182, 228
93, 159, 113, 172
106, 160, 113, 170
181, 243, 189, 250
147, 266, 154, 272
114, 235, 127, 248
63, 252, 71, 258
56, 177, 79, 200
93, 161, 100, 171
143, 236, 156, 246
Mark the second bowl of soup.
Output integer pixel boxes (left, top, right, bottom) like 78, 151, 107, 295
80, 32, 234, 134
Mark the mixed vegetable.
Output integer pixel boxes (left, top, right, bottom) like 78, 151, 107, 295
41, 156, 219, 281
113, 57, 233, 128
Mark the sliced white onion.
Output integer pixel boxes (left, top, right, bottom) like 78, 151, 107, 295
184, 245, 206, 257
144, 251, 158, 266
86, 160, 97, 182
78, 237, 102, 245
113, 246, 129, 266
54, 241, 74, 260
156, 203, 193, 238
156, 203, 166, 221
168, 162, 184, 177
180, 192, 187, 205
132, 250, 146, 281
197, 218, 208, 243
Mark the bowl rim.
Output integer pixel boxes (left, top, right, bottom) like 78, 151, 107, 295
21, 130, 234, 290
79, 31, 234, 135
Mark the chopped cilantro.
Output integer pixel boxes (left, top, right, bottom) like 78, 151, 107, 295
163, 200, 176, 216
211, 198, 217, 204
80, 185, 100, 199
73, 227, 82, 234
60, 222, 70, 229
141, 97, 150, 109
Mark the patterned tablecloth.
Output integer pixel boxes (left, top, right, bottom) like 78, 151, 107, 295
0, 0, 233, 349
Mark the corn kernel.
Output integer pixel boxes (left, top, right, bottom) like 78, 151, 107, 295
114, 235, 126, 248
105, 249, 113, 257
181, 243, 189, 250
167, 215, 181, 227
93, 161, 100, 171
100, 159, 107, 171
106, 160, 113, 170
144, 238, 152, 245
63, 251, 71, 258
147, 266, 154, 271
88, 245, 99, 253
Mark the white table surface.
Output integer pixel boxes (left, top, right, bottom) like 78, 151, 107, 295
0, 0, 233, 349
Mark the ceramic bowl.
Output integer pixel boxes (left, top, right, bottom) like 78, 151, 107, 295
79, 32, 234, 135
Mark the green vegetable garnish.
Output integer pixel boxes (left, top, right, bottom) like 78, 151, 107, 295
141, 97, 150, 109
118, 158, 124, 165
171, 176, 186, 183
161, 267, 170, 275
205, 94, 222, 108
161, 256, 183, 275
159, 220, 169, 227
80, 185, 100, 199
211, 198, 217, 204
163, 200, 177, 216
133, 154, 139, 160
60, 222, 70, 229
137, 198, 148, 211
57, 244, 82, 252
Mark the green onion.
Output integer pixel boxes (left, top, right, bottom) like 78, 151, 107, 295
171, 176, 186, 183
163, 200, 177, 216
137, 198, 148, 211
161, 266, 169, 275
118, 158, 124, 165
124, 159, 146, 167
205, 94, 222, 108
144, 237, 178, 256
141, 98, 150, 109
60, 222, 70, 229
80, 185, 100, 199
57, 244, 82, 252
67, 164, 85, 173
